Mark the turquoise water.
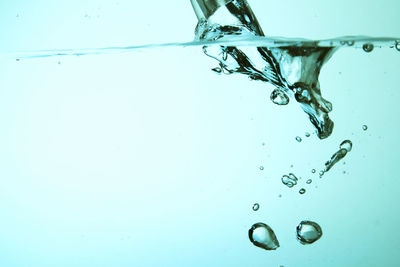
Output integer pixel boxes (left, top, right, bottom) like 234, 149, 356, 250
0, 0, 400, 266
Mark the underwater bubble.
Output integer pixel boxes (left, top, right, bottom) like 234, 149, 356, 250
311, 169, 316, 174
395, 41, 400, 51
212, 67, 222, 73
306, 179, 312, 184
259, 166, 264, 171
295, 136, 302, 142
363, 43, 374, 53
346, 40, 355, 46
362, 125, 368, 131
270, 88, 289, 105
296, 221, 323, 245
281, 173, 298, 188
340, 140, 353, 152
262, 142, 266, 146
16, 58, 20, 61
319, 170, 325, 178
299, 188, 306, 194
249, 223, 280, 251
252, 203, 260, 211
305, 132, 310, 137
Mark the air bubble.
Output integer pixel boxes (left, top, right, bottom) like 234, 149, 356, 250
306, 179, 312, 184
299, 188, 306, 194
362, 125, 368, 131
281, 173, 298, 188
346, 40, 355, 46
212, 67, 222, 73
363, 43, 374, 53
252, 203, 260, 211
249, 223, 280, 250
295, 136, 302, 142
305, 132, 310, 137
259, 166, 264, 171
311, 169, 316, 174
296, 221, 323, 245
270, 88, 289, 105
340, 140, 353, 152
395, 41, 400, 51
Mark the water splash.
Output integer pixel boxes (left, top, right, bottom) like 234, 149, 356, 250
193, 0, 400, 139
324, 140, 353, 173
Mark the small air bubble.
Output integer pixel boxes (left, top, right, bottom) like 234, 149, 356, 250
346, 40, 355, 46
249, 223, 280, 250
363, 43, 374, 53
16, 58, 20, 61
306, 179, 312, 184
396, 41, 400, 52
296, 221, 323, 245
212, 67, 222, 74
362, 125, 368, 131
270, 88, 289, 105
311, 169, 316, 174
259, 166, 264, 171
340, 140, 353, 152
305, 132, 310, 137
295, 136, 302, 142
299, 188, 306, 194
252, 203, 260, 211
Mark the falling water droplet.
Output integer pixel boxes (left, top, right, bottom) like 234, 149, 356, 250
306, 179, 312, 184
299, 188, 306, 194
362, 125, 368, 131
295, 136, 302, 142
259, 166, 264, 171
281, 173, 298, 188
249, 223, 280, 250
270, 88, 289, 105
296, 221, 323, 245
363, 43, 374, 53
252, 203, 260, 211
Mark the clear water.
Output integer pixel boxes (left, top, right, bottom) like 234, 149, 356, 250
0, 0, 400, 266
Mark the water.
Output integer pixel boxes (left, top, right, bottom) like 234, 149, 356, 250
0, 0, 400, 266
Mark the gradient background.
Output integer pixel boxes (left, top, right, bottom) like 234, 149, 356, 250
0, 0, 400, 266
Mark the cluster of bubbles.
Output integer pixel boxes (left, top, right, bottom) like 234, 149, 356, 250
281, 173, 298, 188
249, 221, 322, 250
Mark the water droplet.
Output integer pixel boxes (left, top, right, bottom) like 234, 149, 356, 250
249, 223, 280, 250
259, 166, 264, 171
363, 43, 374, 53
212, 67, 222, 73
305, 132, 310, 137
296, 221, 323, 245
270, 88, 289, 105
311, 169, 316, 174
306, 179, 312, 184
395, 41, 400, 52
362, 125, 368, 131
281, 173, 298, 188
340, 140, 353, 152
295, 136, 302, 142
252, 203, 260, 211
299, 188, 306, 194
